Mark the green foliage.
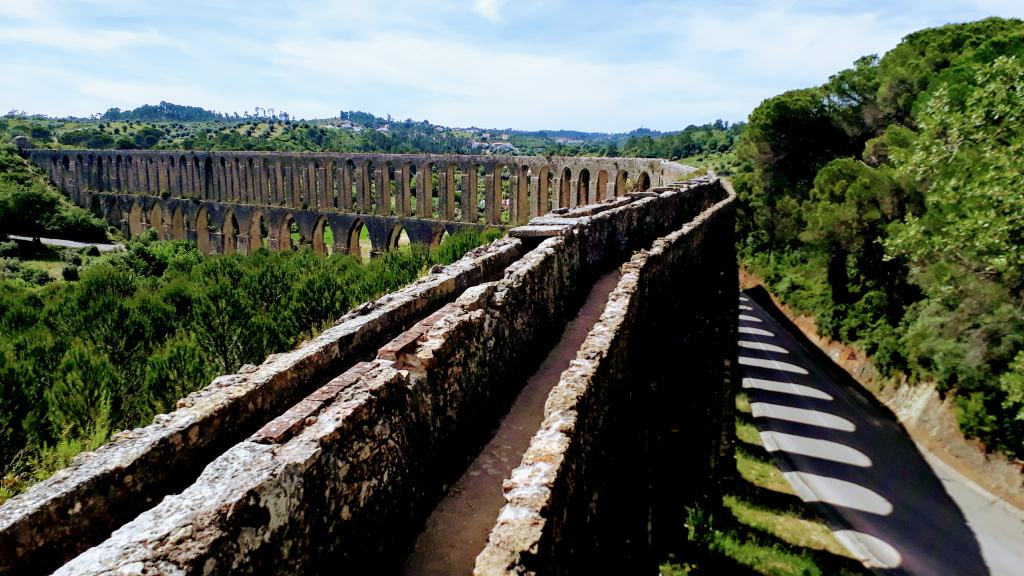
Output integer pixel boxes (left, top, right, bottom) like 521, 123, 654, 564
622, 120, 743, 160
101, 102, 227, 123
0, 228, 498, 500
0, 146, 107, 242
737, 17, 1024, 457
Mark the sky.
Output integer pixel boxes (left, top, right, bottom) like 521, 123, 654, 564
2, 0, 1024, 132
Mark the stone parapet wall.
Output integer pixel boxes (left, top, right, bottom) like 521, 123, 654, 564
475, 188, 738, 575
50, 179, 730, 574
0, 238, 524, 576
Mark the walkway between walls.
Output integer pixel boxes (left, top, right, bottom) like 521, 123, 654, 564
401, 269, 623, 575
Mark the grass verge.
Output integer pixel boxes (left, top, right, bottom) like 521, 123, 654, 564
660, 393, 870, 576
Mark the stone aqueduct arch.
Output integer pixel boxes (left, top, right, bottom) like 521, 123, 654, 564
28, 149, 676, 256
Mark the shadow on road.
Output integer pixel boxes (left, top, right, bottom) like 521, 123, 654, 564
739, 286, 988, 576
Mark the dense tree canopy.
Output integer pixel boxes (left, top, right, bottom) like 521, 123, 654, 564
735, 17, 1024, 457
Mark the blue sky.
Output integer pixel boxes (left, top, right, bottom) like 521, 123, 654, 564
2, 0, 1023, 131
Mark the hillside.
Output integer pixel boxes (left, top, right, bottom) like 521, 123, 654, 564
1, 105, 739, 159
734, 17, 1024, 459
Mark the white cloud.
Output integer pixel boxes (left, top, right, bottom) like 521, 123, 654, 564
0, 25, 192, 54
267, 31, 725, 130
681, 7, 908, 86
4, 0, 1024, 129
77, 79, 212, 110
472, 0, 506, 22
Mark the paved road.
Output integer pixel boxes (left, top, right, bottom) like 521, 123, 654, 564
920, 445, 1024, 576
737, 290, 1024, 575
7, 235, 123, 252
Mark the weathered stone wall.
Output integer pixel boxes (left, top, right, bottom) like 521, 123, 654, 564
50, 179, 729, 575
0, 238, 523, 576
475, 188, 738, 575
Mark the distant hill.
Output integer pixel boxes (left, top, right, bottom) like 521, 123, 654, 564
3, 104, 742, 160
99, 102, 229, 123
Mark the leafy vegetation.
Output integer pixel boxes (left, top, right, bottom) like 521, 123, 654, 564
0, 145, 108, 243
733, 18, 1024, 457
0, 227, 501, 502
622, 120, 744, 160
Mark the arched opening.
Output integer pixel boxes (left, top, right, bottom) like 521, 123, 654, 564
404, 162, 417, 217
203, 157, 214, 199
577, 168, 590, 206
431, 227, 450, 248
191, 157, 201, 197
446, 164, 461, 221
347, 219, 370, 262
364, 160, 377, 214
346, 160, 358, 211
559, 167, 571, 208
89, 196, 103, 220
247, 211, 265, 251
388, 223, 411, 253
223, 210, 240, 254
246, 158, 255, 204
615, 170, 629, 197
196, 206, 212, 254
537, 166, 552, 216
150, 202, 164, 240
313, 217, 336, 255
311, 160, 321, 209
61, 156, 70, 192
424, 163, 439, 219
139, 158, 148, 194
278, 214, 297, 251
115, 156, 123, 191
385, 161, 397, 215
326, 159, 338, 209
218, 157, 228, 202
513, 165, 529, 224
75, 155, 84, 196
108, 202, 124, 234
128, 201, 144, 237
259, 215, 270, 249
475, 164, 487, 224
95, 155, 104, 192
180, 156, 189, 196
638, 172, 651, 191
499, 165, 512, 224
171, 206, 186, 240
597, 170, 609, 202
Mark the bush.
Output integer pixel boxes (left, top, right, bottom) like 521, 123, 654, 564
61, 265, 79, 281
0, 240, 18, 257
61, 250, 82, 266
19, 267, 51, 286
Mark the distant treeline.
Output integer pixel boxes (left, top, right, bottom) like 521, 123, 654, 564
5, 103, 742, 159
100, 101, 229, 122
622, 120, 744, 160
734, 18, 1024, 458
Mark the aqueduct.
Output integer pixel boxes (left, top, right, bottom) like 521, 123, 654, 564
26, 149, 684, 258
2, 150, 736, 575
